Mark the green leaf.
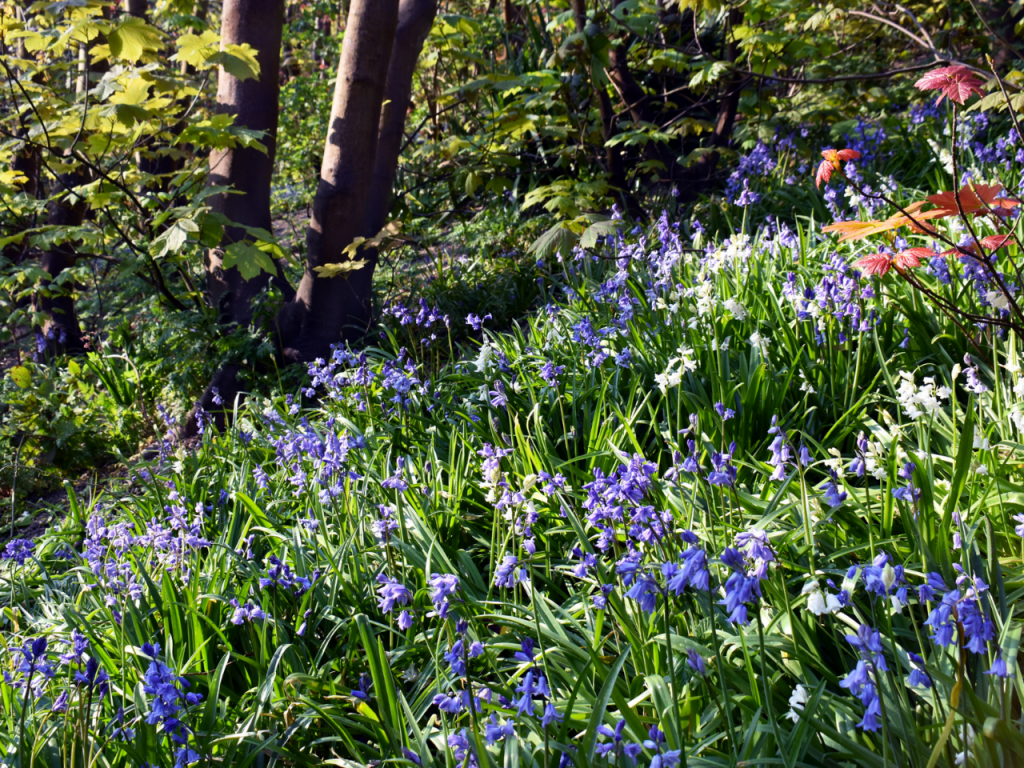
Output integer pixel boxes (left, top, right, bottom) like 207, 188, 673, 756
583, 647, 630, 763
579, 219, 619, 249
210, 44, 262, 81
313, 259, 369, 278
107, 17, 162, 63
528, 222, 578, 260
9, 366, 31, 389
222, 242, 277, 280
173, 30, 221, 67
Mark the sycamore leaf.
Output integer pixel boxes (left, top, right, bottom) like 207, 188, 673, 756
926, 184, 1019, 216
528, 222, 578, 260
107, 17, 162, 63
210, 45, 262, 81
222, 242, 276, 280
688, 62, 728, 88
313, 259, 369, 278
822, 202, 945, 242
579, 219, 619, 250
151, 219, 196, 257
980, 234, 1013, 251
173, 30, 221, 67
9, 366, 31, 389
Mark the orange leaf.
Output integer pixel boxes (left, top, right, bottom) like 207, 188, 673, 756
926, 184, 1019, 217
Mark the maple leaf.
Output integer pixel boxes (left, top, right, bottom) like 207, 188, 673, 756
852, 253, 893, 276
926, 184, 1019, 217
815, 148, 861, 188
913, 65, 986, 105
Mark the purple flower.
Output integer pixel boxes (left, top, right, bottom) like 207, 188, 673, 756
3, 539, 34, 565
489, 380, 509, 409
376, 575, 412, 614
494, 554, 528, 589
429, 573, 460, 619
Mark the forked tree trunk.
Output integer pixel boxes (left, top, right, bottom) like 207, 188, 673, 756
365, 0, 438, 236
277, 0, 400, 361
205, 0, 289, 328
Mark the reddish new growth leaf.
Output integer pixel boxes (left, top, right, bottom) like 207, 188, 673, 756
853, 248, 932, 277
941, 234, 1012, 258
852, 253, 893, 276
893, 247, 933, 270
822, 202, 942, 242
927, 184, 1019, 217
980, 234, 1013, 251
815, 148, 861, 188
913, 65, 985, 105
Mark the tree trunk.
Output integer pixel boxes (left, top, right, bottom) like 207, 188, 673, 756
205, 0, 289, 328
126, 0, 147, 18
277, 0, 400, 362
365, 0, 438, 237
676, 7, 743, 200
571, 0, 640, 218
35, 174, 87, 355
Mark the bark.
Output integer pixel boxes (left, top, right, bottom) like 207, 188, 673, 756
35, 174, 87, 355
277, 0, 400, 361
502, 0, 525, 57
205, 0, 288, 328
571, 0, 639, 218
675, 7, 743, 200
365, 0, 438, 237
126, 0, 147, 18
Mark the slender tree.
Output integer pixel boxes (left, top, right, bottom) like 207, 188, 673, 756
205, 0, 290, 328
277, 0, 401, 361
366, 0, 438, 237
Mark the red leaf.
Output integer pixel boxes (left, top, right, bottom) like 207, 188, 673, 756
980, 234, 1013, 251
835, 149, 862, 161
893, 249, 928, 270
852, 253, 892, 276
913, 65, 985, 105
815, 160, 833, 189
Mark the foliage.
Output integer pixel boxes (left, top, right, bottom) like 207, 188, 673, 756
5, 83, 1024, 764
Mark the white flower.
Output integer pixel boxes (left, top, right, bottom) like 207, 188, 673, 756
890, 594, 905, 615
723, 298, 747, 321
750, 331, 770, 356
1015, 378, 1024, 399
474, 344, 496, 373
694, 282, 715, 316
785, 684, 809, 722
801, 580, 842, 616
799, 370, 816, 394
955, 725, 976, 766
881, 563, 896, 593
985, 290, 1011, 310
896, 371, 950, 420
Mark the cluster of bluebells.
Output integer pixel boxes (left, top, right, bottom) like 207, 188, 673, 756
383, 299, 451, 347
